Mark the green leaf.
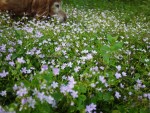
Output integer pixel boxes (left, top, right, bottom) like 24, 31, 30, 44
42, 72, 53, 83
16, 63, 21, 70
112, 42, 123, 50
12, 54, 18, 60
97, 92, 103, 101
100, 45, 110, 53
34, 102, 52, 113
76, 95, 86, 111
18, 109, 31, 113
103, 92, 112, 101
112, 110, 121, 113
52, 92, 64, 101
31, 78, 39, 87
11, 70, 18, 76
78, 85, 87, 93
77, 105, 84, 111
140, 108, 149, 113
22, 80, 30, 88
103, 53, 110, 64
107, 34, 118, 43
78, 95, 86, 102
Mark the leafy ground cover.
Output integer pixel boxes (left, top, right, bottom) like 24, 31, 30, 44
0, 0, 150, 113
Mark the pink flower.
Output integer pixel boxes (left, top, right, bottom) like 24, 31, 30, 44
0, 70, 9, 78
45, 95, 55, 105
115, 91, 121, 99
0, 90, 7, 96
27, 97, 36, 108
17, 57, 26, 64
0, 44, 6, 52
68, 76, 76, 85
52, 68, 60, 75
60, 85, 68, 94
6, 54, 12, 60
16, 88, 28, 97
41, 65, 48, 71
21, 98, 27, 105
74, 66, 80, 72
85, 103, 96, 113
86, 53, 93, 60
71, 90, 78, 98
116, 65, 121, 71
51, 81, 58, 88
21, 67, 27, 74
35, 31, 43, 38
67, 62, 73, 67
37, 92, 45, 102
122, 72, 127, 76
99, 76, 106, 83
115, 72, 121, 79
9, 61, 15, 66
17, 40, 22, 45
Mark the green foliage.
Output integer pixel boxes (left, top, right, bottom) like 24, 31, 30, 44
0, 0, 150, 113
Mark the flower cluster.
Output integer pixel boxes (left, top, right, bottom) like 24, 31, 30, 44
0, 2, 149, 113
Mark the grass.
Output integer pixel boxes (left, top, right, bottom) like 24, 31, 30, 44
0, 0, 150, 113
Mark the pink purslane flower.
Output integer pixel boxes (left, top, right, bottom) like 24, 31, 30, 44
115, 91, 121, 99
99, 76, 106, 83
27, 97, 36, 108
21, 67, 27, 74
86, 53, 93, 60
60, 85, 68, 94
45, 95, 56, 107
116, 65, 121, 71
17, 57, 26, 64
37, 92, 45, 102
6, 54, 12, 60
21, 98, 28, 105
115, 72, 122, 79
16, 88, 28, 97
0, 90, 7, 96
67, 62, 73, 67
51, 81, 58, 89
41, 65, 48, 72
35, 31, 43, 38
85, 103, 96, 113
68, 76, 76, 85
60, 76, 77, 96
70, 90, 78, 98
52, 68, 60, 75
0, 44, 6, 52
9, 61, 15, 66
74, 66, 81, 72
17, 40, 22, 45
122, 72, 127, 76
25, 27, 33, 33
0, 70, 9, 78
